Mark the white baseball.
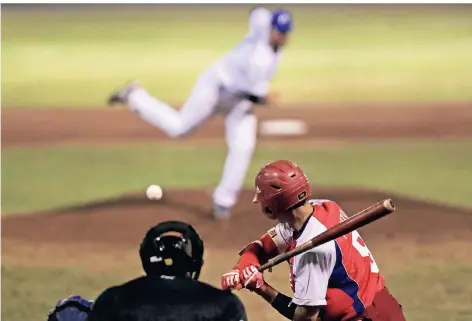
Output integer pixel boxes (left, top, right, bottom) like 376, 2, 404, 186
146, 184, 163, 200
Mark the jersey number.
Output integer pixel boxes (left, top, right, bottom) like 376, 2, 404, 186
351, 230, 380, 273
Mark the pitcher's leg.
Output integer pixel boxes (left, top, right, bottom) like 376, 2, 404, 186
127, 88, 186, 137
110, 71, 219, 138
213, 102, 257, 219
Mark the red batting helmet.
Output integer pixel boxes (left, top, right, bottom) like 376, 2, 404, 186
253, 160, 311, 219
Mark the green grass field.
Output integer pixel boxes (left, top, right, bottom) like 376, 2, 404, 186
2, 4, 472, 107
3, 140, 472, 214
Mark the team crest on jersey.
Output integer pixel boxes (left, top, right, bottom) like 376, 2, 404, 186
268, 228, 277, 238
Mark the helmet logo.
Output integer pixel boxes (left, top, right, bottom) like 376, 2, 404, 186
149, 256, 162, 263
297, 191, 307, 200
278, 12, 290, 25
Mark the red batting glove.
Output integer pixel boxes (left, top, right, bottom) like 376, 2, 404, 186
221, 269, 241, 291
240, 265, 266, 291
227, 242, 267, 291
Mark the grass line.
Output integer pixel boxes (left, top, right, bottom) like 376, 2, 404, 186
2, 140, 472, 214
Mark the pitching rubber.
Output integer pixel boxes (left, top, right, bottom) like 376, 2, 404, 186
259, 119, 308, 137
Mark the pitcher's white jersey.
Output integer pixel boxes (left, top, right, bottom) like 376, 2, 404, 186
213, 7, 282, 97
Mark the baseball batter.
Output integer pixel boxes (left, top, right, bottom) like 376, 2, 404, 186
108, 7, 293, 220
221, 160, 407, 321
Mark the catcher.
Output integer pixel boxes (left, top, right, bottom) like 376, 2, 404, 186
221, 160, 406, 321
89, 220, 247, 321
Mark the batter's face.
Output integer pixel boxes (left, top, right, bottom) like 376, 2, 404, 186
269, 29, 290, 48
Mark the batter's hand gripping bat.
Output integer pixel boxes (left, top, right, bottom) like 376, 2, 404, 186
258, 198, 396, 273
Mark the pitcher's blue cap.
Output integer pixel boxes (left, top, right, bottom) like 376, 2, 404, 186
271, 9, 293, 33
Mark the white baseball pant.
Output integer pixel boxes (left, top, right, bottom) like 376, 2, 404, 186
126, 68, 257, 209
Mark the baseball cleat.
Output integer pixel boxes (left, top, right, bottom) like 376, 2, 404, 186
213, 203, 231, 220
107, 81, 141, 106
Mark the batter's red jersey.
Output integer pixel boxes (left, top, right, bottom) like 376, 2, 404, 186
256, 199, 385, 321
308, 200, 385, 320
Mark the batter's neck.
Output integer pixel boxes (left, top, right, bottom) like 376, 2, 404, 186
290, 204, 314, 232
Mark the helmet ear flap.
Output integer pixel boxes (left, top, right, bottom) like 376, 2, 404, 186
263, 206, 276, 220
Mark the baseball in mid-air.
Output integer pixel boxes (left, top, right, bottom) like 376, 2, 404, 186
146, 184, 163, 200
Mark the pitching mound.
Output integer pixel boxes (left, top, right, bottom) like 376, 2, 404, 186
3, 187, 471, 251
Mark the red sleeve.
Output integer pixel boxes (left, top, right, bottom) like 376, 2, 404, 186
237, 232, 279, 266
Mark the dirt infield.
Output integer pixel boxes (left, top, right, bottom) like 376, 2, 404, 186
3, 102, 472, 148
3, 102, 472, 250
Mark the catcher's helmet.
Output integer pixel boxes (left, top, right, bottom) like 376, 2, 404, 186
253, 160, 311, 219
139, 221, 204, 280
47, 295, 93, 321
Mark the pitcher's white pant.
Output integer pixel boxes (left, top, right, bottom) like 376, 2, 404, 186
127, 68, 257, 209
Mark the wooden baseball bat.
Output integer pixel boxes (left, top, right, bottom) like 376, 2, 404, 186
258, 198, 395, 272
